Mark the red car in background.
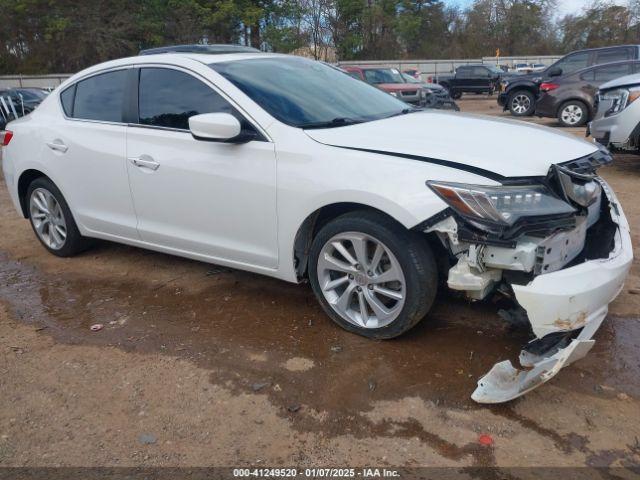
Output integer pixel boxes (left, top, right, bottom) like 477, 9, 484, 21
343, 66, 424, 105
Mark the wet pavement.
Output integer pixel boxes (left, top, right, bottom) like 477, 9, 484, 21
1, 96, 639, 470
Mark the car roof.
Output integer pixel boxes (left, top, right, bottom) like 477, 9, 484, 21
66, 52, 287, 81
570, 59, 640, 77
571, 44, 640, 54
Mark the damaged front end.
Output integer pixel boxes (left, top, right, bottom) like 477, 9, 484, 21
422, 150, 633, 403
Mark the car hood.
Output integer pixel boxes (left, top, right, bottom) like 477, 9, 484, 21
304, 111, 599, 178
376, 83, 420, 92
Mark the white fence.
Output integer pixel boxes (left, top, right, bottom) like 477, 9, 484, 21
338, 55, 562, 80
0, 54, 563, 88
0, 74, 71, 90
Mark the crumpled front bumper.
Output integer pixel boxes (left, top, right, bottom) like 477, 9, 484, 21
472, 180, 633, 403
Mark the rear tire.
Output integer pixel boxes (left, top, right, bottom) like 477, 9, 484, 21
557, 100, 588, 127
508, 90, 535, 116
26, 177, 92, 257
308, 210, 438, 339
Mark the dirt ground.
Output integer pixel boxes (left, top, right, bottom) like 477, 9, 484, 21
1, 95, 639, 474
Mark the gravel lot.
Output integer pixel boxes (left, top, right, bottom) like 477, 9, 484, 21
0, 95, 639, 472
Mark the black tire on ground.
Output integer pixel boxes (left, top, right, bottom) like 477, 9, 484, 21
507, 90, 536, 116
308, 210, 438, 340
26, 177, 92, 257
557, 100, 589, 127
451, 91, 462, 100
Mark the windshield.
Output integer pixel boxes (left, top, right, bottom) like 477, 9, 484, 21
487, 66, 503, 74
211, 57, 409, 128
363, 68, 404, 84
401, 73, 421, 84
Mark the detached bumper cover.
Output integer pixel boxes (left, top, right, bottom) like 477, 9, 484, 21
472, 180, 632, 403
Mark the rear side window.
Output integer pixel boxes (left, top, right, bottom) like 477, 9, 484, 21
456, 67, 472, 78
138, 68, 234, 130
595, 48, 632, 65
580, 70, 595, 81
73, 70, 127, 122
594, 63, 632, 82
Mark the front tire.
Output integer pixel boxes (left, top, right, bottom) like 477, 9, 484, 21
557, 100, 588, 127
27, 177, 91, 257
508, 90, 535, 116
308, 211, 438, 339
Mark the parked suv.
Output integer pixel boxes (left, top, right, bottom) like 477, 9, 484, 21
436, 64, 505, 98
590, 72, 640, 152
343, 66, 423, 105
535, 60, 640, 127
1, 49, 631, 404
499, 45, 640, 116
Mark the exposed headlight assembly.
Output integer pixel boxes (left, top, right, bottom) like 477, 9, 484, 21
555, 166, 601, 207
427, 181, 575, 227
601, 86, 640, 117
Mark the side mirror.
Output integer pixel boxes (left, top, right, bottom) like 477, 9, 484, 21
548, 67, 562, 77
189, 113, 242, 142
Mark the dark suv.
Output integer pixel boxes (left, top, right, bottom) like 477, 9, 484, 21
436, 64, 505, 98
499, 45, 640, 116
535, 60, 640, 127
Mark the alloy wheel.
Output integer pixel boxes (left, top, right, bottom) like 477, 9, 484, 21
560, 104, 584, 125
316, 232, 406, 329
511, 94, 531, 114
29, 188, 67, 250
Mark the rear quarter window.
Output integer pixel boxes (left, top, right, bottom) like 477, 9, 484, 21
59, 85, 75, 116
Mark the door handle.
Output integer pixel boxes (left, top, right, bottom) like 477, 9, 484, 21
46, 141, 68, 153
128, 156, 160, 171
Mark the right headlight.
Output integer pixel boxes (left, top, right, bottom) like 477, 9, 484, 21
601, 86, 640, 117
427, 181, 575, 227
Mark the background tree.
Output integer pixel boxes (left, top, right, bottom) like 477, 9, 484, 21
1, 0, 639, 74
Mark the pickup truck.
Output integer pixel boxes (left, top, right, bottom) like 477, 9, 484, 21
435, 64, 506, 99
498, 45, 640, 117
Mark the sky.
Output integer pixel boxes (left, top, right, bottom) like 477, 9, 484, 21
446, 0, 630, 18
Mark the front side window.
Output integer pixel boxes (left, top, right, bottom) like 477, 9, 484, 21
554, 52, 589, 75
595, 48, 631, 65
73, 70, 127, 122
138, 68, 235, 130
210, 57, 409, 128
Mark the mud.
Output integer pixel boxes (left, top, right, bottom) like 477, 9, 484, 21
1, 95, 639, 469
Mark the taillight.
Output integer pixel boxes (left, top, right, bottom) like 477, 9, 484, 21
1, 130, 13, 146
427, 76, 433, 83
540, 82, 559, 93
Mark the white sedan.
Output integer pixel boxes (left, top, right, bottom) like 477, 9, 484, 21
0, 48, 632, 403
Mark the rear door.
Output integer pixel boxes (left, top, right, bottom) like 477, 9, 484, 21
472, 66, 492, 92
455, 66, 473, 91
125, 66, 278, 268
49, 68, 138, 238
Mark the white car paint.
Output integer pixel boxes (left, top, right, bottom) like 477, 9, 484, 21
1, 51, 632, 403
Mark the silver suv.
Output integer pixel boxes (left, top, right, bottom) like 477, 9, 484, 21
590, 72, 640, 152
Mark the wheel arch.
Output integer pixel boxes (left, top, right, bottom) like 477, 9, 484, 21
293, 203, 408, 279
555, 97, 593, 119
507, 85, 537, 97
292, 201, 444, 280
17, 169, 51, 218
